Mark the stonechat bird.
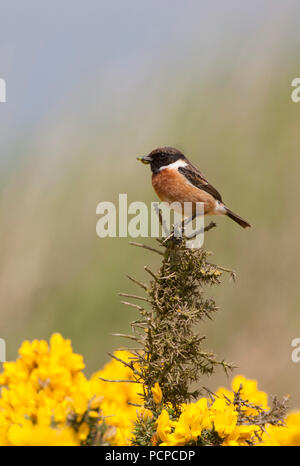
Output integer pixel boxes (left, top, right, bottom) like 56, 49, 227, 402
137, 147, 251, 228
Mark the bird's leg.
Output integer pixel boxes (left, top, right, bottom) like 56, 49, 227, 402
182, 214, 193, 227
184, 220, 217, 240
153, 204, 170, 237
181, 212, 200, 235
204, 221, 217, 232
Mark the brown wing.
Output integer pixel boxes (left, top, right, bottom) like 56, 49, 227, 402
178, 165, 223, 202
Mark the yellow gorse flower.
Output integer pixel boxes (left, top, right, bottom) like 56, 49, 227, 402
216, 375, 269, 417
7, 423, 77, 446
260, 412, 300, 446
90, 350, 143, 445
0, 334, 141, 446
151, 383, 163, 404
154, 378, 290, 446
0, 335, 299, 446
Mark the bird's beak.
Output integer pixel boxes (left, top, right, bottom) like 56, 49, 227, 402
137, 155, 152, 165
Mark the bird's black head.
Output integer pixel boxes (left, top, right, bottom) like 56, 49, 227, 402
137, 147, 187, 174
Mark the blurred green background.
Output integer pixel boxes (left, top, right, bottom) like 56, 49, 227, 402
1, 1, 300, 407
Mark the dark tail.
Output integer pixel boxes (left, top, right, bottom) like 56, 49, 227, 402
225, 208, 251, 229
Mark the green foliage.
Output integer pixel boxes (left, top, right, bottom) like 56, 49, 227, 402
130, 234, 234, 413
114, 226, 287, 446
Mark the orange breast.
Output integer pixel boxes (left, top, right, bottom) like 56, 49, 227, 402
152, 168, 216, 214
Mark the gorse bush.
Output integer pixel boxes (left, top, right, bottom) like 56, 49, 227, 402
115, 233, 288, 446
0, 336, 298, 445
0, 335, 140, 445
122, 235, 234, 414
0, 233, 298, 446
